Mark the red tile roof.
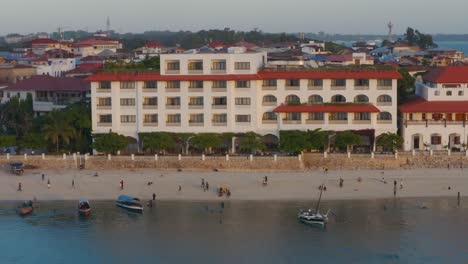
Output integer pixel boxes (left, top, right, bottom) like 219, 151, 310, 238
423, 66, 468, 83
208, 41, 225, 48
74, 38, 119, 47
66, 63, 102, 75
399, 97, 468, 113
5, 75, 90, 92
273, 104, 380, 113
145, 42, 164, 48
31, 38, 59, 45
86, 70, 402, 82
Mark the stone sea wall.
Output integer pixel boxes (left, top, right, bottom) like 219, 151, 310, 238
0, 151, 467, 172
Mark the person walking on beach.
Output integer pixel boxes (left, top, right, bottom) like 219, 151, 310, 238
400, 179, 403, 189
152, 193, 156, 201
178, 185, 182, 192
18, 182, 22, 191
206, 182, 209, 191
394, 180, 397, 188
120, 180, 124, 190
42, 174, 45, 181
339, 178, 344, 188
47, 179, 51, 189
72, 179, 75, 189
201, 178, 205, 189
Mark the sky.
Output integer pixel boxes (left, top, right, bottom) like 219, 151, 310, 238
1, 0, 468, 35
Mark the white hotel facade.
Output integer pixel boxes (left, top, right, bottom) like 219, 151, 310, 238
88, 48, 400, 147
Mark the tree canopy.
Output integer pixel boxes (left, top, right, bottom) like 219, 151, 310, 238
93, 133, 129, 154
404, 27, 437, 49
335, 131, 363, 152
376, 132, 403, 152
239, 132, 265, 154
139, 132, 176, 153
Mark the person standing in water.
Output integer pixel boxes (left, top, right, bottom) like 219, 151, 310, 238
72, 179, 75, 189
47, 179, 51, 189
18, 182, 22, 191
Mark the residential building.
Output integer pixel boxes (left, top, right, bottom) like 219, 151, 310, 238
0, 64, 37, 83
1, 75, 90, 115
72, 38, 122, 57
323, 53, 374, 66
135, 42, 165, 59
87, 48, 400, 150
400, 66, 468, 151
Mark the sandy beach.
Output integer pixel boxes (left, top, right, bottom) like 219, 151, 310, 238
0, 167, 467, 201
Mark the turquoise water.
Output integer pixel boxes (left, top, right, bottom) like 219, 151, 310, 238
0, 199, 467, 264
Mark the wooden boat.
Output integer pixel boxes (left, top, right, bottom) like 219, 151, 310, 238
18, 200, 33, 216
116, 195, 143, 213
78, 198, 91, 216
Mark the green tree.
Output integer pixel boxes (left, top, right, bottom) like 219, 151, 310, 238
239, 132, 265, 154
65, 102, 92, 152
404, 27, 437, 49
42, 110, 76, 152
335, 131, 363, 152
397, 68, 415, 103
279, 130, 307, 154
0, 135, 16, 147
93, 133, 129, 154
174, 133, 196, 154
19, 133, 46, 150
0, 94, 34, 137
192, 133, 222, 154
140, 132, 176, 153
306, 129, 329, 151
376, 132, 403, 152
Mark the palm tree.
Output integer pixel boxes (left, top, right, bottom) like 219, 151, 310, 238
42, 110, 76, 152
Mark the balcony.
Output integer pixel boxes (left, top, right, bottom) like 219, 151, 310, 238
331, 86, 346, 90
97, 122, 112, 127
262, 86, 277, 91
285, 86, 300, 91
306, 120, 325, 124
165, 69, 180, 74
165, 88, 180, 93
212, 122, 227, 126
142, 88, 157, 93
96, 88, 111, 93
283, 120, 301, 125
377, 86, 392, 90
166, 122, 181, 127
143, 122, 158, 127
262, 120, 277, 125
377, 102, 392, 106
166, 104, 181, 110
189, 121, 204, 127
188, 70, 203, 74
212, 104, 227, 109
262, 101, 277, 106
188, 88, 203, 93
329, 120, 348, 124
97, 105, 112, 110
377, 120, 393, 125
188, 104, 204, 109
308, 85, 323, 90
354, 86, 369, 90
212, 87, 227, 92
211, 69, 226, 74
143, 105, 158, 109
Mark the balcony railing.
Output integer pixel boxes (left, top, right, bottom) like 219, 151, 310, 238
166, 104, 181, 109
165, 88, 180, 92
329, 120, 348, 124
354, 86, 370, 90
97, 105, 112, 110
97, 122, 112, 127
352, 120, 371, 124
404, 120, 466, 127
143, 104, 158, 109
306, 119, 325, 124
166, 122, 181, 126
282, 119, 301, 125
189, 121, 204, 126
262, 101, 277, 106
331, 86, 346, 90
377, 86, 392, 90
212, 87, 227, 92
188, 104, 204, 109
212, 104, 227, 109
285, 86, 300, 90
143, 122, 158, 127
262, 85, 277, 91
308, 85, 323, 90
212, 121, 227, 126
377, 102, 392, 106
262, 120, 277, 124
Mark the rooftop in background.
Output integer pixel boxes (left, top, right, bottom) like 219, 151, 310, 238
5, 75, 90, 92
423, 66, 468, 83
399, 97, 468, 113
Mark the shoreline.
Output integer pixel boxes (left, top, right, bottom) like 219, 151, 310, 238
0, 168, 466, 202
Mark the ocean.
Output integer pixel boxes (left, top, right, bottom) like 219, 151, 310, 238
335, 40, 468, 54
0, 199, 467, 264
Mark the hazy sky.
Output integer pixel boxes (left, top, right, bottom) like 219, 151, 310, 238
1, 0, 468, 35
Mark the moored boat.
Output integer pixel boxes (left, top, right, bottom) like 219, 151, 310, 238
78, 198, 91, 216
298, 184, 330, 227
18, 200, 33, 216
116, 195, 143, 213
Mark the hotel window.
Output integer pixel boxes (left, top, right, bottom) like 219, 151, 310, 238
422, 113, 426, 120
99, 81, 111, 89
329, 112, 348, 120
285, 95, 300, 104
286, 79, 300, 87
143, 97, 158, 106
213, 114, 227, 123
308, 112, 324, 120
378, 79, 392, 86
459, 91, 464, 96
189, 97, 204, 105
409, 113, 413, 121
211, 60, 226, 70
144, 114, 158, 123
99, 115, 112, 123
98, 97, 111, 106
308, 79, 323, 87
189, 81, 204, 89
354, 79, 369, 86
432, 113, 443, 120
236, 80, 250, 88
144, 81, 157, 89
120, 98, 135, 106
446, 91, 452, 96
120, 115, 136, 123
166, 81, 180, 89
167, 114, 181, 123
263, 95, 277, 103
331, 79, 346, 87
212, 80, 227, 88
166, 61, 180, 71
120, 82, 135, 89
377, 95, 392, 103
263, 79, 277, 87
235, 98, 251, 105
285, 113, 301, 121
431, 135, 442, 145
236, 115, 251, 122
354, 112, 370, 120
262, 112, 277, 120
235, 62, 250, 70
166, 97, 181, 106
189, 114, 204, 123
188, 60, 203, 71
308, 95, 323, 104
213, 97, 227, 105
378, 112, 392, 120
331, 94, 346, 103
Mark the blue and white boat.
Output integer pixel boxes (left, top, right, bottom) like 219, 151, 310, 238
116, 195, 143, 213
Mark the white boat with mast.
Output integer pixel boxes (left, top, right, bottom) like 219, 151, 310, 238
298, 184, 330, 227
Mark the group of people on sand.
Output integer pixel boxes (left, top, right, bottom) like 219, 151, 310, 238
17, 173, 52, 192
201, 179, 210, 191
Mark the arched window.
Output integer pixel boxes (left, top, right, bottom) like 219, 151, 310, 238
331, 94, 346, 103
285, 95, 301, 104
263, 95, 277, 103
378, 112, 392, 120
308, 95, 323, 104
262, 112, 277, 120
377, 95, 392, 103
354, 94, 369, 103
430, 134, 442, 145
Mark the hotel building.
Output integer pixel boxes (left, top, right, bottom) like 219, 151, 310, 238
87, 47, 400, 148
400, 66, 468, 151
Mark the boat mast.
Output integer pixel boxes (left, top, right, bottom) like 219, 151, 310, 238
316, 184, 324, 212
